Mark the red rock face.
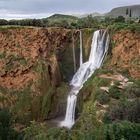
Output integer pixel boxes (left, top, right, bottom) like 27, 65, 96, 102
0, 27, 79, 89
0, 27, 79, 119
111, 30, 140, 79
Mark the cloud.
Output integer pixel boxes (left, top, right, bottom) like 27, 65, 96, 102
0, 0, 139, 19
0, 10, 52, 20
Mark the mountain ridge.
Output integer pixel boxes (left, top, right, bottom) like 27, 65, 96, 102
107, 4, 140, 18
72, 4, 140, 18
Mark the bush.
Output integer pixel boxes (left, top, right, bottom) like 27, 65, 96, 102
77, 15, 98, 29
0, 52, 6, 59
13, 81, 32, 124
109, 82, 122, 99
121, 68, 131, 78
0, 19, 8, 25
23, 121, 47, 140
103, 112, 112, 124
0, 108, 18, 140
46, 127, 60, 139
115, 16, 125, 23
99, 78, 110, 87
0, 108, 12, 140
109, 23, 140, 33
103, 100, 140, 123
125, 85, 140, 99
134, 78, 140, 87
106, 121, 140, 140
97, 92, 110, 104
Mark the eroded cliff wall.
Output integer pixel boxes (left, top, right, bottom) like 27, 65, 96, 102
0, 27, 80, 122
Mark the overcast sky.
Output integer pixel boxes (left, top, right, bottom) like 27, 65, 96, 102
0, 0, 139, 20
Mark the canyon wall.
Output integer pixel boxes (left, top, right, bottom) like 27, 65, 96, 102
0, 27, 139, 124
0, 27, 80, 122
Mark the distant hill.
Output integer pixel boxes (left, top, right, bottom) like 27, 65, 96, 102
48, 14, 78, 20
45, 14, 78, 27
74, 12, 104, 18
47, 14, 78, 22
107, 5, 140, 18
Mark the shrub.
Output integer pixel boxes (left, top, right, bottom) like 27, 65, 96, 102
13, 81, 32, 124
103, 112, 112, 124
109, 23, 140, 33
106, 121, 140, 140
115, 16, 125, 23
16, 43, 21, 48
0, 85, 9, 94
103, 100, 140, 123
121, 68, 131, 78
0, 108, 18, 140
109, 83, 122, 99
134, 78, 140, 87
19, 58, 30, 66
124, 85, 140, 99
99, 78, 110, 87
0, 52, 6, 59
111, 40, 116, 48
0, 108, 12, 140
46, 127, 60, 139
97, 92, 110, 104
23, 121, 47, 140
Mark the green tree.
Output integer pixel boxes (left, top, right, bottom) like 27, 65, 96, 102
129, 9, 132, 18
70, 22, 78, 29
0, 19, 8, 25
126, 8, 129, 16
77, 15, 98, 28
115, 16, 125, 22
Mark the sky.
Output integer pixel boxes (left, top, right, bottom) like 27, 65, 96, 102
0, 0, 139, 20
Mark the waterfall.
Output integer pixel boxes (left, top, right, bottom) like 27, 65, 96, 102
72, 32, 76, 73
80, 31, 83, 66
60, 30, 110, 129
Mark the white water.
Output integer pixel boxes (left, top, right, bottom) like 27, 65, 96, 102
60, 30, 110, 129
80, 31, 83, 66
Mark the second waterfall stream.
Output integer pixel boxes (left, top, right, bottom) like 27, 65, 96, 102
60, 30, 110, 128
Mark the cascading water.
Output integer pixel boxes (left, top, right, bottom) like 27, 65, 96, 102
80, 30, 83, 66
60, 30, 110, 129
